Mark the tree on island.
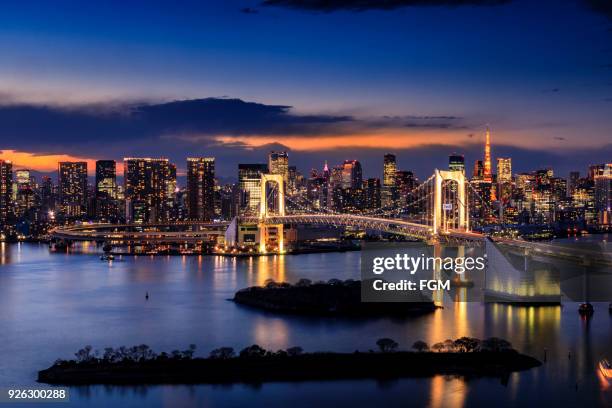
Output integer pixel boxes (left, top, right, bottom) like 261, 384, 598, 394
286, 346, 303, 357
376, 338, 399, 353
239, 344, 267, 358
481, 337, 513, 352
453, 337, 481, 353
412, 340, 429, 352
209, 347, 235, 359
75, 345, 94, 363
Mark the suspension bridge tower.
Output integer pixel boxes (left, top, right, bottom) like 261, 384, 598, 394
433, 169, 469, 235
259, 174, 286, 253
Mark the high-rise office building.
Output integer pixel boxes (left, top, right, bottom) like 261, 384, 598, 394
238, 164, 268, 216
14, 169, 36, 217
40, 176, 54, 215
594, 163, 612, 225
0, 160, 12, 228
341, 160, 362, 189
383, 154, 397, 187
568, 171, 580, 197
473, 160, 484, 180
123, 158, 174, 223
94, 160, 118, 221
58, 162, 88, 217
449, 153, 465, 173
268, 151, 289, 182
187, 157, 215, 221
497, 158, 512, 183
382, 154, 397, 207
95, 160, 117, 199
364, 178, 381, 210
588, 164, 605, 181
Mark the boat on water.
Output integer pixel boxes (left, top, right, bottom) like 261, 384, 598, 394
100, 254, 115, 261
599, 359, 611, 380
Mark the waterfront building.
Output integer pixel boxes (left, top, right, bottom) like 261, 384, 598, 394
123, 158, 174, 223
238, 163, 268, 216
594, 163, 612, 225
187, 157, 215, 221
58, 161, 88, 218
95, 160, 119, 221
0, 160, 12, 229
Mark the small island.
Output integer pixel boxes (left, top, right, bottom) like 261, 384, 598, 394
233, 279, 437, 316
38, 337, 541, 385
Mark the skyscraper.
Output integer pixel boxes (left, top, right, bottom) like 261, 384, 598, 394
0, 160, 12, 228
93, 161, 117, 221
497, 158, 512, 183
473, 160, 484, 180
483, 127, 492, 182
95, 160, 117, 199
14, 169, 36, 217
341, 160, 362, 189
58, 161, 88, 217
449, 153, 465, 173
364, 178, 381, 210
238, 164, 268, 216
187, 157, 215, 221
123, 158, 174, 223
383, 154, 397, 187
268, 151, 289, 182
594, 163, 612, 225
382, 154, 397, 207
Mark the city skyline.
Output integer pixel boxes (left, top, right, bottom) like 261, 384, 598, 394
0, 1, 611, 178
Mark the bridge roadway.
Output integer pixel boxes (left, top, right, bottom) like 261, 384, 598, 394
50, 221, 230, 244
49, 217, 612, 267
50, 215, 482, 244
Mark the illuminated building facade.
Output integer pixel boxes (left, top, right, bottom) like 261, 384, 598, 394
58, 161, 88, 218
382, 154, 397, 206
238, 163, 268, 216
187, 157, 215, 221
449, 153, 465, 173
341, 160, 362, 189
124, 158, 174, 223
0, 160, 12, 229
594, 163, 612, 225
268, 151, 289, 182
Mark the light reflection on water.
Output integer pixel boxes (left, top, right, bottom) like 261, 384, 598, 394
0, 242, 609, 407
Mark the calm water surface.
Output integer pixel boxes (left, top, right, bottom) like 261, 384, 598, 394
0, 241, 610, 407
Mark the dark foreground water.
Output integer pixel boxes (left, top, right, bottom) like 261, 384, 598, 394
0, 241, 610, 407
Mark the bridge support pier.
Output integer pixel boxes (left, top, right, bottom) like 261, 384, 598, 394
259, 174, 286, 254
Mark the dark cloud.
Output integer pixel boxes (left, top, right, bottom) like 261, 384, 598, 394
583, 0, 612, 20
0, 98, 354, 156
262, 0, 510, 12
